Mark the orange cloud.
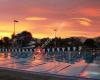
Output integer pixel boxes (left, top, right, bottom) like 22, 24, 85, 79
25, 17, 48, 21
79, 8, 100, 16
71, 18, 92, 26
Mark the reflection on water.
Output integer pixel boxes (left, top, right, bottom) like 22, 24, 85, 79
0, 53, 35, 69
80, 71, 89, 77
0, 52, 99, 67
0, 52, 100, 79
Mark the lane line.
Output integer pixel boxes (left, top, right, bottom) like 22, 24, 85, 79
40, 63, 62, 72
79, 64, 89, 76
55, 65, 71, 73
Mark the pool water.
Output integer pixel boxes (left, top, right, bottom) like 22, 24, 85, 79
0, 52, 100, 80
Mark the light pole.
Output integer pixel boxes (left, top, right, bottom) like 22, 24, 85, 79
54, 29, 57, 47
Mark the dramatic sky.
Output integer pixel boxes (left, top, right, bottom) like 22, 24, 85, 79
0, 0, 100, 38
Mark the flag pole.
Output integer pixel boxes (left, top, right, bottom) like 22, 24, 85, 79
13, 20, 18, 36
14, 21, 15, 35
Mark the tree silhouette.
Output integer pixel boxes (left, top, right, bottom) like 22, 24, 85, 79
0, 40, 3, 48
2, 37, 10, 48
12, 31, 33, 47
20, 31, 32, 47
84, 39, 97, 48
95, 37, 100, 47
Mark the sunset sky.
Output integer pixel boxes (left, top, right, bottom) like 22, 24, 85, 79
0, 0, 100, 38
